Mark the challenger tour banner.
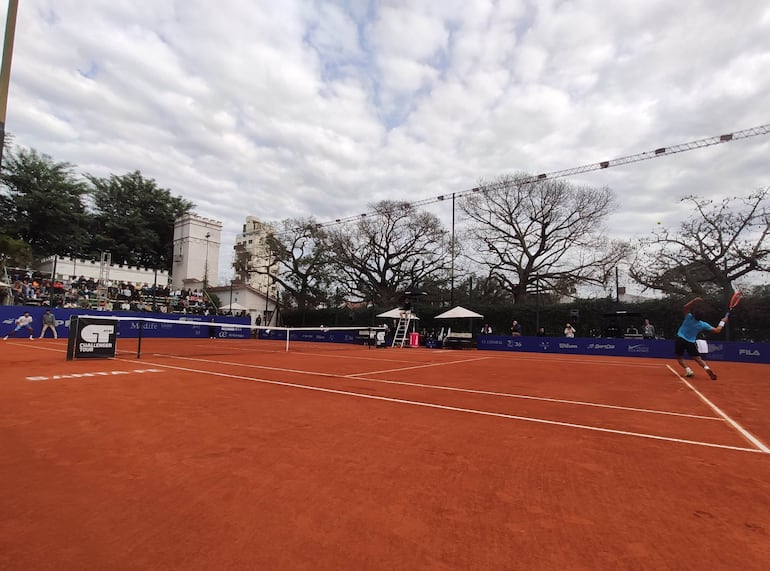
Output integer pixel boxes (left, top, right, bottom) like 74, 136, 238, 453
67, 315, 118, 359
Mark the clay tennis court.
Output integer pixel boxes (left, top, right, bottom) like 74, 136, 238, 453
2, 336, 770, 569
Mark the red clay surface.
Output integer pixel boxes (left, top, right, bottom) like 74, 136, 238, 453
2, 337, 770, 570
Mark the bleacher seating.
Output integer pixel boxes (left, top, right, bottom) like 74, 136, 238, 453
2, 267, 217, 315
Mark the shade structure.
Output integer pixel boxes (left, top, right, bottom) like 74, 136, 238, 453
434, 306, 484, 319
376, 307, 420, 319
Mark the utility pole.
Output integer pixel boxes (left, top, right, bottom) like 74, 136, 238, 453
0, 0, 19, 167
203, 232, 211, 289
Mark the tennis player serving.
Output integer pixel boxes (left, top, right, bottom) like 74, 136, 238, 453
675, 296, 729, 380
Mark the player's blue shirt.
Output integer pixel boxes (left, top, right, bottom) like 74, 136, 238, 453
677, 313, 713, 342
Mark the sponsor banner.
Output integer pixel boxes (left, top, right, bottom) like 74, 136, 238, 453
71, 316, 118, 359
259, 329, 363, 344
0, 307, 250, 340
476, 335, 770, 364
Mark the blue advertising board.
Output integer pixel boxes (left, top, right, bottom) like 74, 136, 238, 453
6, 305, 765, 363
476, 335, 770, 364
0, 306, 251, 340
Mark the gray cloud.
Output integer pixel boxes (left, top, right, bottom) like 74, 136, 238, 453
4, 0, 769, 284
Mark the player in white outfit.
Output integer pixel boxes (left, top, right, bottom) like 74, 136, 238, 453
3, 311, 34, 340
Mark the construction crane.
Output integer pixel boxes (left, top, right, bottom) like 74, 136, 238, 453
317, 123, 770, 229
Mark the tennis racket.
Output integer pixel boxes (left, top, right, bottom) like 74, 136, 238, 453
725, 290, 742, 317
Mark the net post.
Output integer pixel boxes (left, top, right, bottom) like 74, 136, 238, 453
66, 315, 78, 360
285, 328, 290, 352
136, 317, 143, 358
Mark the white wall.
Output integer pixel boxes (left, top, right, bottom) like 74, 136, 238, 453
38, 256, 170, 285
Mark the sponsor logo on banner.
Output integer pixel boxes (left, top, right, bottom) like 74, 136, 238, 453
739, 349, 761, 356
627, 344, 650, 354
539, 341, 550, 351
558, 343, 578, 349
588, 343, 616, 350
130, 321, 159, 330
74, 318, 118, 358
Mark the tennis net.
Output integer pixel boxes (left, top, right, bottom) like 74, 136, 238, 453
66, 314, 388, 359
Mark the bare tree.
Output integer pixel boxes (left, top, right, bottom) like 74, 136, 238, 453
253, 217, 334, 312
459, 173, 625, 302
629, 188, 770, 299
327, 200, 450, 305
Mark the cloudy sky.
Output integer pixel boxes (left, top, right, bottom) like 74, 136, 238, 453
3, 0, 769, 283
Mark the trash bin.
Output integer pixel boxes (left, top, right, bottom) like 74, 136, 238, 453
409, 332, 420, 347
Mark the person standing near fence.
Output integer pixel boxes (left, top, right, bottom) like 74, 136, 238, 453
564, 323, 576, 338
4, 311, 34, 340
39, 309, 58, 339
642, 318, 655, 339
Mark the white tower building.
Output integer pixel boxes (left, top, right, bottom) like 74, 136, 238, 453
233, 216, 279, 300
171, 214, 222, 291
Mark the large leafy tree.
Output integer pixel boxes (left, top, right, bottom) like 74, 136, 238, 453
86, 171, 194, 269
460, 173, 625, 302
327, 200, 451, 305
0, 147, 90, 258
629, 188, 770, 299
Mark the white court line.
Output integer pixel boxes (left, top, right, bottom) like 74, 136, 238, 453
344, 375, 721, 421
355, 355, 491, 375
490, 352, 664, 368
0, 340, 67, 354
667, 365, 770, 453
160, 354, 718, 420
126, 358, 763, 454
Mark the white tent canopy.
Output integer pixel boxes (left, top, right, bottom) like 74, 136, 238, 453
434, 306, 484, 319
376, 307, 420, 320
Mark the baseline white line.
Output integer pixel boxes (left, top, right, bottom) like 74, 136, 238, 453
160, 354, 717, 420
128, 358, 762, 454
666, 365, 770, 454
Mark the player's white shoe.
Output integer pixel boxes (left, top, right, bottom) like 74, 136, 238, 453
685, 370, 695, 378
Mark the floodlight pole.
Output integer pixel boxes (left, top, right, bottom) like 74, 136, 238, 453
0, 0, 19, 168
152, 268, 158, 312
450, 192, 456, 306
264, 252, 271, 326
203, 232, 211, 289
